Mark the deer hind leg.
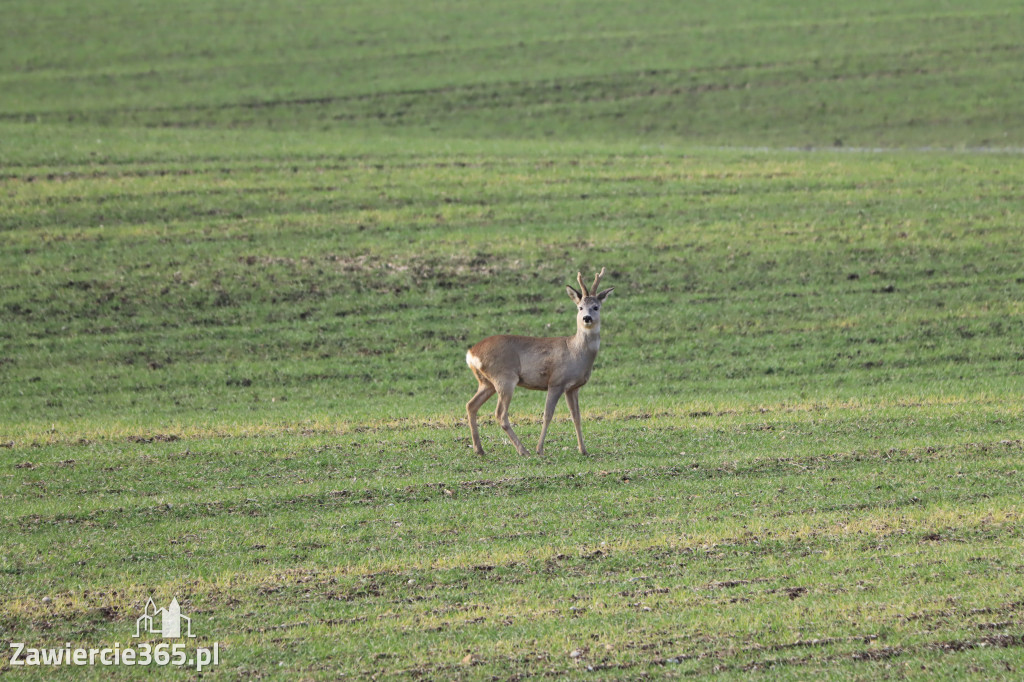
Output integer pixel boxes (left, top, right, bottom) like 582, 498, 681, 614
565, 388, 587, 455
466, 379, 496, 455
493, 378, 530, 456
536, 385, 565, 456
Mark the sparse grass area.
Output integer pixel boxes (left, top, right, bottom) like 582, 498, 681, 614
2, 0, 1024, 679
3, 139, 1022, 679
3, 0, 1024, 147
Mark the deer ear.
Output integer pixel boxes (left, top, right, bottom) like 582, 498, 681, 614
596, 287, 614, 301
566, 285, 583, 304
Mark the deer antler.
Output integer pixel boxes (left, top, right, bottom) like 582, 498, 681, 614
590, 267, 606, 295
577, 271, 589, 297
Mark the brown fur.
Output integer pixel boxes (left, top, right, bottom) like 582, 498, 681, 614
465, 269, 613, 456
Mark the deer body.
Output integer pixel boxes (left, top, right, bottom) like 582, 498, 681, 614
465, 268, 612, 456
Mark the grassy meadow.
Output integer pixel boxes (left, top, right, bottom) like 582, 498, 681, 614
2, 0, 1024, 679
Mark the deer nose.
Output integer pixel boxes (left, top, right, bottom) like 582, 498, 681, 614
582, 315, 593, 324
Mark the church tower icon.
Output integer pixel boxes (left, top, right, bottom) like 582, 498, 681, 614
135, 598, 194, 638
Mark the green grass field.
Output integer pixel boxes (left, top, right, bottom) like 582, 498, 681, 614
2, 1, 1023, 679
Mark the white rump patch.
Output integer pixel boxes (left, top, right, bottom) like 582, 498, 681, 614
466, 350, 483, 370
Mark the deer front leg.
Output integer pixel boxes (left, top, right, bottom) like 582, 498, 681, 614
494, 380, 530, 457
536, 385, 565, 456
565, 388, 587, 455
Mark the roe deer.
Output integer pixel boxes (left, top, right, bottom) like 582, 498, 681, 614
465, 267, 613, 456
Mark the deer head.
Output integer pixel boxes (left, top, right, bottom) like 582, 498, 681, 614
566, 267, 614, 330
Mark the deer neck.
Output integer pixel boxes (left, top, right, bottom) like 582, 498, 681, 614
570, 322, 601, 357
